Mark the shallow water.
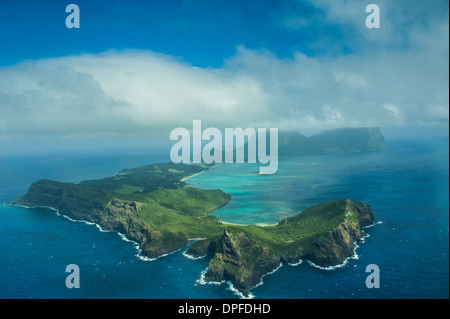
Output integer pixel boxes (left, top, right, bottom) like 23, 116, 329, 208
0, 136, 448, 298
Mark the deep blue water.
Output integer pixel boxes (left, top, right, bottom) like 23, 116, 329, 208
0, 135, 448, 299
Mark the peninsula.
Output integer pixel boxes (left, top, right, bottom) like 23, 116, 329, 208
12, 161, 375, 296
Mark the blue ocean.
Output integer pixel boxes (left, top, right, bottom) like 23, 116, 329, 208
0, 130, 448, 299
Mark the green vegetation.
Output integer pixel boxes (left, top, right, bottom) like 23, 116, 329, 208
12, 161, 375, 296
114, 185, 143, 194
12, 125, 385, 294
137, 187, 229, 239
80, 162, 212, 193
12, 162, 231, 256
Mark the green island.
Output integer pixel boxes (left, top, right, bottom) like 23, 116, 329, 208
12, 161, 375, 296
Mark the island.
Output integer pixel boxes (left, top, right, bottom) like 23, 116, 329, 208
232, 127, 387, 162
278, 127, 387, 156
12, 161, 375, 296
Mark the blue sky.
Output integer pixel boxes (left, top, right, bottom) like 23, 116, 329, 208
0, 0, 448, 151
2, 0, 432, 66
0, 0, 348, 66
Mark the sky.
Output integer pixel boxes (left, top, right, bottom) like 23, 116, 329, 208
0, 0, 448, 152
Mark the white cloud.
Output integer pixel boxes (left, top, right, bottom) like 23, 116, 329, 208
0, 43, 448, 141
0, 51, 271, 137
281, 0, 449, 56
384, 104, 403, 120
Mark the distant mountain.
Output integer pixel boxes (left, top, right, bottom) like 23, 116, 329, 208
278, 127, 387, 156
180, 126, 387, 162
12, 165, 375, 296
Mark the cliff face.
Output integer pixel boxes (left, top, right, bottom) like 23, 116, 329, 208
13, 179, 188, 258
279, 127, 387, 156
302, 199, 374, 267
103, 199, 188, 258
13, 176, 376, 296
198, 199, 375, 295
302, 219, 361, 267
204, 230, 280, 292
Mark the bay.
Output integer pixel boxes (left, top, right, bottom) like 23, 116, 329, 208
0, 134, 448, 299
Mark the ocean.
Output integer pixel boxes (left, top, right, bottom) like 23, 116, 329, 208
0, 132, 448, 299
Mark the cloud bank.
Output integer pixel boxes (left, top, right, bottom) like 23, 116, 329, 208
0, 1, 448, 141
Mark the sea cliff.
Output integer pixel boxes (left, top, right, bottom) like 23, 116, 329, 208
13, 163, 375, 296
190, 199, 374, 293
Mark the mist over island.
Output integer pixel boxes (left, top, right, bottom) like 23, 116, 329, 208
0, 0, 447, 301
11, 127, 385, 296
